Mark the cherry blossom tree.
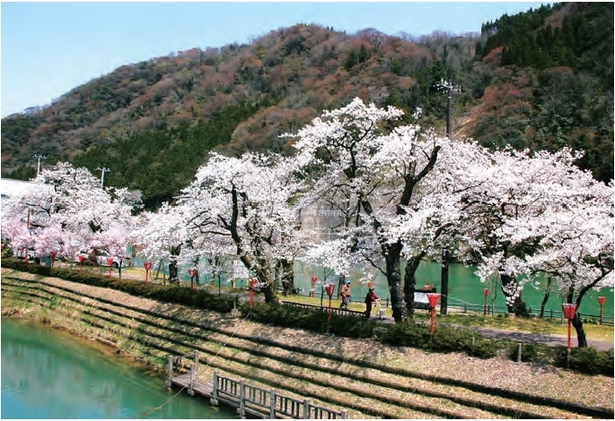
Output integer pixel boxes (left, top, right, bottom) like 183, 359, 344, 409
482, 149, 614, 345
460, 147, 614, 327
1, 162, 139, 263
176, 152, 305, 302
130, 202, 193, 283
285, 98, 462, 322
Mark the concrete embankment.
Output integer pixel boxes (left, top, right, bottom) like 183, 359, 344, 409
1, 268, 613, 419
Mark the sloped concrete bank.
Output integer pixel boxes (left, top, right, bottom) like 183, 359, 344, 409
1, 269, 613, 419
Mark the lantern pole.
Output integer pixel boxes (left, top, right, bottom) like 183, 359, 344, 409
249, 278, 257, 308
598, 296, 606, 325
562, 303, 577, 369
426, 293, 440, 334
483, 288, 490, 315
107, 257, 113, 278
144, 262, 151, 285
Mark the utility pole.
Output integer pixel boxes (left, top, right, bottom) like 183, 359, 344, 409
440, 247, 449, 315
32, 154, 46, 177
434, 78, 461, 314
96, 167, 111, 187
435, 79, 461, 138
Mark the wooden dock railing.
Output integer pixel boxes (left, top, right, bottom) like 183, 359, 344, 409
211, 370, 348, 419
280, 300, 365, 317
167, 352, 348, 419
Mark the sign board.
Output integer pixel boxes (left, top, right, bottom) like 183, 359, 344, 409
413, 288, 437, 310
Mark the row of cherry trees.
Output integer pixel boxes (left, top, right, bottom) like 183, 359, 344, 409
2, 162, 138, 263
2, 99, 612, 347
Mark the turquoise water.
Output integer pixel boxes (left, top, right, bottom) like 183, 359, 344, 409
296, 261, 614, 319
1, 317, 236, 419
129, 256, 613, 319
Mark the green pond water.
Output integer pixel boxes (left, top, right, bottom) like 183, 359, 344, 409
130, 257, 614, 319
1, 317, 236, 419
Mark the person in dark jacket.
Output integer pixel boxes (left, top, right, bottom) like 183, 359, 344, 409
364, 288, 379, 319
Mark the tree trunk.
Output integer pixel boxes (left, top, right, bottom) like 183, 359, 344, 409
385, 248, 405, 323
571, 313, 588, 348
403, 254, 424, 320
539, 276, 552, 318
168, 260, 178, 284
279, 259, 295, 295
500, 273, 528, 316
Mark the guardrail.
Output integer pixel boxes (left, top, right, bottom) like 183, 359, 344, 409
210, 371, 348, 419
166, 351, 348, 419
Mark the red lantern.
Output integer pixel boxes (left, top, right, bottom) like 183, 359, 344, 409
562, 303, 577, 320
483, 288, 490, 315
143, 261, 151, 285
325, 283, 335, 297
426, 293, 440, 334
598, 296, 606, 325
367, 281, 373, 289
78, 254, 84, 273
325, 283, 335, 322
249, 278, 257, 307
426, 293, 440, 308
310, 276, 317, 297
189, 268, 198, 291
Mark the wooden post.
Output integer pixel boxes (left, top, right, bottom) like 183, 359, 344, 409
270, 390, 276, 418
517, 343, 522, 364
341, 410, 349, 419
238, 380, 245, 418
166, 355, 173, 390
210, 371, 219, 405
193, 350, 199, 372
303, 399, 310, 419
188, 362, 196, 396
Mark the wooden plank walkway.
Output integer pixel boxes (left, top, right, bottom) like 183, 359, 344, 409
166, 353, 347, 419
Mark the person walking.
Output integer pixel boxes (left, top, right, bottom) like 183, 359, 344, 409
364, 287, 379, 319
340, 280, 351, 309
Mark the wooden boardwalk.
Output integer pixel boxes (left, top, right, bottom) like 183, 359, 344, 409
166, 353, 348, 419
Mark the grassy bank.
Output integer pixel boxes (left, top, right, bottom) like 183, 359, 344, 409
2, 268, 613, 419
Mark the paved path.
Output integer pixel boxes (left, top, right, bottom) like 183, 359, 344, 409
462, 325, 614, 351
394, 318, 614, 350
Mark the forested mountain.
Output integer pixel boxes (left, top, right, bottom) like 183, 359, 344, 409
2, 2, 612, 209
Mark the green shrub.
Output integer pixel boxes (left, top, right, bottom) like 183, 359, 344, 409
380, 322, 430, 348
429, 326, 474, 353
329, 314, 376, 338
554, 346, 614, 375
470, 338, 499, 359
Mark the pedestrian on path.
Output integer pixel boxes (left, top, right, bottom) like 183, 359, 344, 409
340, 280, 351, 309
364, 288, 379, 319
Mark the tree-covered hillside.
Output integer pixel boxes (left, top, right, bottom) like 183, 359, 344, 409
1, 2, 612, 208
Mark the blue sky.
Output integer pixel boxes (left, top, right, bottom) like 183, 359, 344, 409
1, 2, 550, 118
